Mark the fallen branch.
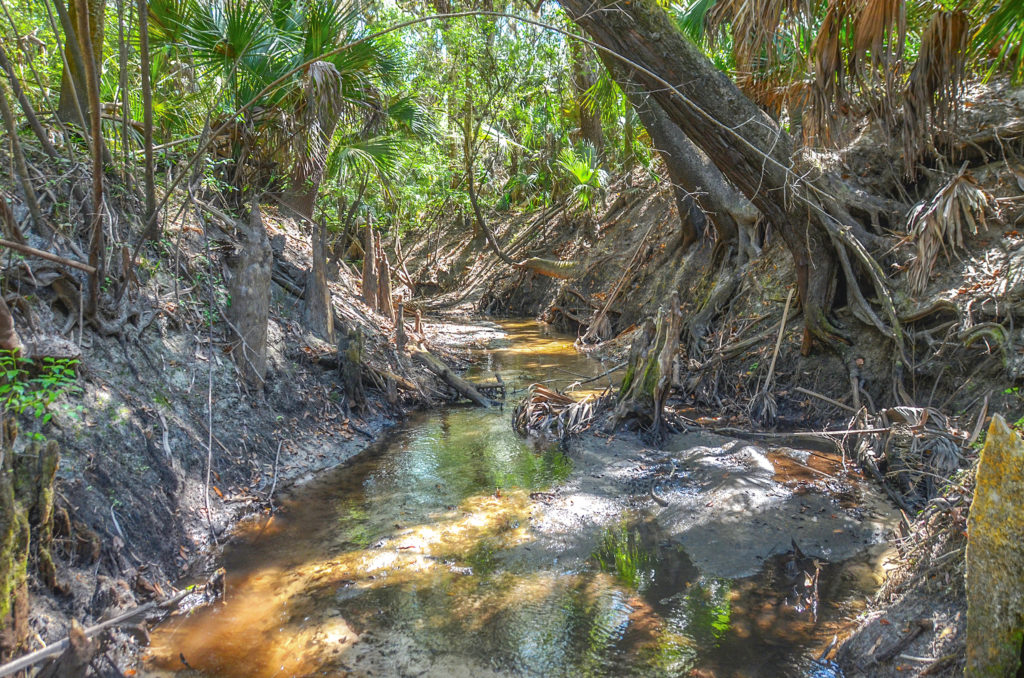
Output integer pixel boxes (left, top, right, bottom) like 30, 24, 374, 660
0, 590, 188, 678
794, 387, 858, 414
411, 346, 494, 407
0, 238, 96, 274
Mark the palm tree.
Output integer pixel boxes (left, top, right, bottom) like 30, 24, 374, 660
151, 0, 403, 219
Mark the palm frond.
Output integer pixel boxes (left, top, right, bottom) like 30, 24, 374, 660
902, 9, 968, 176
675, 0, 718, 42
907, 163, 996, 293
973, 0, 1024, 83
851, 0, 906, 71
386, 95, 439, 141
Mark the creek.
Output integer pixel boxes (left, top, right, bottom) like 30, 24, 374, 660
142, 320, 897, 677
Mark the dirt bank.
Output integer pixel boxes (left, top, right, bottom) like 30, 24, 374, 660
0, 184, 501, 673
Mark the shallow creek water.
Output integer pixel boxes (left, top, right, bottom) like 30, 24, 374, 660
144, 321, 896, 678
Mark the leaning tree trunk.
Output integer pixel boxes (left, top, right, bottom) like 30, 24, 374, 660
623, 78, 759, 250
609, 292, 681, 435
304, 219, 335, 342
228, 201, 273, 390
560, 0, 892, 351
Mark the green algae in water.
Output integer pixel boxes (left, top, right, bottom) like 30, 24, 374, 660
593, 522, 652, 589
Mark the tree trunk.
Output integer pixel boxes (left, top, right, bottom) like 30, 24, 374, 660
559, 0, 862, 349
0, 420, 30, 662
137, 0, 156, 232
228, 201, 272, 390
569, 40, 604, 156
0, 45, 59, 160
77, 0, 104, 317
304, 219, 335, 342
56, 0, 103, 125
361, 226, 378, 311
0, 85, 48, 237
338, 327, 365, 409
609, 63, 758, 249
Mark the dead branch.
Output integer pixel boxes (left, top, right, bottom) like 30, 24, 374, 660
0, 238, 96, 274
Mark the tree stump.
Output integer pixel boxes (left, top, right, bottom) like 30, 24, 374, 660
303, 219, 335, 343
338, 327, 365, 410
609, 292, 681, 435
0, 419, 30, 662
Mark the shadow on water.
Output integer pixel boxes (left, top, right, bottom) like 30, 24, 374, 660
143, 321, 882, 678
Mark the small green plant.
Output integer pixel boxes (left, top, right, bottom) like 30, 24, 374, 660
593, 522, 651, 589
0, 350, 82, 435
557, 143, 608, 213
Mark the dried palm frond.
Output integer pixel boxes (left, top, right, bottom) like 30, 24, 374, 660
806, 0, 855, 145
706, 0, 811, 73
902, 10, 969, 177
907, 163, 996, 293
512, 384, 607, 440
851, 0, 906, 72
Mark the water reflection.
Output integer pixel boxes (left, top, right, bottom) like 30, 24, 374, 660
144, 321, 877, 678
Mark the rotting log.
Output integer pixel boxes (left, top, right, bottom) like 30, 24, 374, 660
411, 348, 494, 408
609, 292, 681, 435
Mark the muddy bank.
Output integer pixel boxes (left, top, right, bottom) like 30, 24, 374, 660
0, 196, 508, 674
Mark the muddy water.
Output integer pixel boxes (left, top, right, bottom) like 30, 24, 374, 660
144, 321, 892, 678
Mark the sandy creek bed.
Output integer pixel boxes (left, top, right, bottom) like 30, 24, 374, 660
140, 320, 898, 678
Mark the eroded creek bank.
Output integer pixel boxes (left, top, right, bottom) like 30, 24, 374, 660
141, 321, 898, 677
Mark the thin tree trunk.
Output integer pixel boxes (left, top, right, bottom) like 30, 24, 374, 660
0, 45, 58, 159
0, 84, 48, 236
361, 225, 378, 311
137, 0, 156, 230
569, 40, 604, 156
76, 0, 104, 315
116, 0, 129, 180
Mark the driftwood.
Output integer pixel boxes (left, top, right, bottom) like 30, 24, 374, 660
410, 347, 494, 407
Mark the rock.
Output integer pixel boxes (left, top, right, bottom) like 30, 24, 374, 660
966, 414, 1024, 677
